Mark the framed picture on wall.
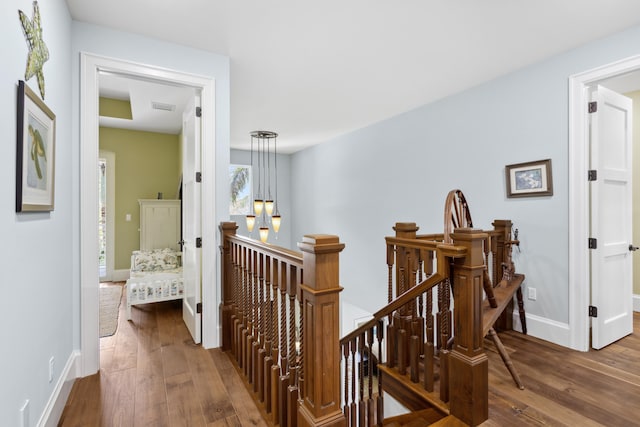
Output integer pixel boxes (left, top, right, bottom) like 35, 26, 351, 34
16, 80, 56, 212
229, 164, 252, 215
505, 159, 553, 198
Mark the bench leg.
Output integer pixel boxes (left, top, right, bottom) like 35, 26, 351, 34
516, 287, 527, 334
488, 327, 524, 390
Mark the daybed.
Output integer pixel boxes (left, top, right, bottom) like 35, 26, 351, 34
125, 248, 184, 320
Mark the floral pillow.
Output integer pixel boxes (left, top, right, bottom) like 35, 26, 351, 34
131, 248, 179, 272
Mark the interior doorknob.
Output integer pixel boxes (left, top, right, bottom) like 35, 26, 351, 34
629, 244, 639, 252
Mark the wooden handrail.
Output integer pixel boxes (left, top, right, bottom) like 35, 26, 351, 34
226, 233, 303, 268
340, 272, 445, 345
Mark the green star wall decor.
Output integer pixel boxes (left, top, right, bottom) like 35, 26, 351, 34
19, 1, 49, 100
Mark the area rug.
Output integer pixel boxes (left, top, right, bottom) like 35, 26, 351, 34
100, 284, 122, 338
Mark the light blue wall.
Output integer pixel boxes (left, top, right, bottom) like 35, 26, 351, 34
0, 0, 72, 425
231, 149, 293, 248
70, 21, 231, 348
291, 24, 640, 340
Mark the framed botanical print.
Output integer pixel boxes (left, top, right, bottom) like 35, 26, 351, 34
16, 80, 56, 212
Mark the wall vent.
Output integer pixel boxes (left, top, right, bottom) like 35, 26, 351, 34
151, 101, 176, 112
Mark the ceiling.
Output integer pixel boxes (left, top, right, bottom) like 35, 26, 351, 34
66, 0, 640, 153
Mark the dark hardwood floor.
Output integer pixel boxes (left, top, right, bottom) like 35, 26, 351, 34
483, 312, 640, 426
58, 282, 266, 427
59, 284, 640, 426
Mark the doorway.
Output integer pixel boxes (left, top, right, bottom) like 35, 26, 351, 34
569, 55, 640, 352
80, 53, 217, 377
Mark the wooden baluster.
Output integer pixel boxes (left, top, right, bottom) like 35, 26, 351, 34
350, 339, 357, 426
387, 243, 394, 303
286, 264, 299, 427
376, 321, 384, 427
367, 328, 374, 426
266, 258, 278, 417
238, 246, 246, 366
278, 261, 289, 427
262, 256, 273, 406
386, 322, 396, 369
233, 242, 242, 359
256, 253, 266, 396
449, 228, 489, 426
397, 328, 406, 376
410, 335, 419, 384
358, 333, 365, 427
343, 343, 350, 425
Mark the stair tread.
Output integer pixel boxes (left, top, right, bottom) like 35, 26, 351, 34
378, 363, 449, 415
384, 408, 444, 426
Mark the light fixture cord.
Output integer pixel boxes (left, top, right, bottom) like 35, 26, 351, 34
267, 137, 272, 200
250, 135, 254, 214
274, 136, 279, 214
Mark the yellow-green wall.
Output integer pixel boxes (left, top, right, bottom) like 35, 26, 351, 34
100, 127, 181, 270
99, 97, 133, 119
629, 90, 640, 296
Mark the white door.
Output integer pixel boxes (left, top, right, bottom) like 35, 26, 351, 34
590, 85, 634, 349
182, 94, 202, 344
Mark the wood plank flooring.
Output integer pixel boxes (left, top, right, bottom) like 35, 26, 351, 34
58, 282, 266, 427
482, 312, 640, 426
59, 284, 640, 426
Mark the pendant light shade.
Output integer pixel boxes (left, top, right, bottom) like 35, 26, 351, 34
272, 215, 281, 233
264, 200, 274, 216
246, 215, 256, 232
253, 199, 264, 216
259, 227, 269, 243
246, 130, 282, 242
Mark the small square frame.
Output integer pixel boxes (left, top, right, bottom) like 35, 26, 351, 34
505, 159, 553, 198
16, 80, 56, 212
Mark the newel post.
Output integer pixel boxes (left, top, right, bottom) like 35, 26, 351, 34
450, 228, 489, 426
219, 221, 238, 351
297, 235, 346, 427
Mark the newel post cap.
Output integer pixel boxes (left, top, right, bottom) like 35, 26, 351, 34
298, 234, 345, 254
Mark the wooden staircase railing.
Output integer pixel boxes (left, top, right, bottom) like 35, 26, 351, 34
339, 224, 492, 427
220, 219, 520, 427
220, 222, 347, 427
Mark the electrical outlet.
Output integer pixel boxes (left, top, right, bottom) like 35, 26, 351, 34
49, 357, 55, 383
20, 400, 29, 427
528, 287, 537, 301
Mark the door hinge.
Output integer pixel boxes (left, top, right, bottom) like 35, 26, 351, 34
588, 170, 597, 181
588, 238, 597, 249
196, 107, 202, 117
196, 172, 202, 183
588, 101, 597, 113
196, 302, 202, 314
196, 237, 202, 248
589, 305, 598, 318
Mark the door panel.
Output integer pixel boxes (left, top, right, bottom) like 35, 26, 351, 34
590, 85, 633, 349
182, 94, 202, 344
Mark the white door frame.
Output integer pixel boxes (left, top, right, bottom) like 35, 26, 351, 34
568, 54, 640, 351
80, 52, 217, 376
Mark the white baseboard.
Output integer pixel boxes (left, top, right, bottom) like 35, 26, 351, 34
112, 269, 130, 282
510, 312, 570, 348
634, 294, 640, 312
37, 350, 80, 427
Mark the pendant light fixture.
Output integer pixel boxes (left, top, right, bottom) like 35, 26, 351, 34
246, 131, 281, 242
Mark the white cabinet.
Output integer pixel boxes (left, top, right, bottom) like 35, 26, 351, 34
139, 199, 181, 251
